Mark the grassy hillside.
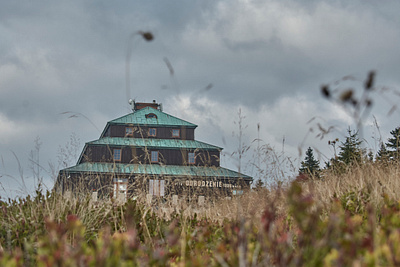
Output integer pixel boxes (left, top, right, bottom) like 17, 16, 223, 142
1, 162, 400, 266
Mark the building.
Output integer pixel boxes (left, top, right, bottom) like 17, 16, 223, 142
56, 101, 252, 200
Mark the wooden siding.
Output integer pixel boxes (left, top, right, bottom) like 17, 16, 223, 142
80, 145, 220, 167
56, 171, 251, 199
103, 125, 195, 140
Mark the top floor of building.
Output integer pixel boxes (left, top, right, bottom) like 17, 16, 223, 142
100, 100, 198, 140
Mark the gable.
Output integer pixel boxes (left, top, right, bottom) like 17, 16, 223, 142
109, 107, 197, 128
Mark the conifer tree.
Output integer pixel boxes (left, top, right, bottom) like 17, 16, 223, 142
376, 143, 390, 163
337, 128, 364, 165
299, 147, 321, 178
386, 126, 400, 161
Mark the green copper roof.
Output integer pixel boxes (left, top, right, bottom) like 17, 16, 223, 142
61, 162, 252, 180
87, 137, 222, 150
109, 107, 197, 128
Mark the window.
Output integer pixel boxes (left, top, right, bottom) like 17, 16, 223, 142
113, 149, 121, 161
151, 151, 159, 162
148, 128, 156, 137
146, 113, 157, 119
172, 129, 180, 138
149, 179, 165, 196
125, 127, 133, 136
188, 152, 195, 164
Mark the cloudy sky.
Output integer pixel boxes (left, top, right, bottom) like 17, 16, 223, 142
1, 0, 400, 198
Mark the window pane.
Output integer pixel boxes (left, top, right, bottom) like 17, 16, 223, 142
114, 149, 121, 161
188, 152, 195, 164
125, 127, 133, 136
146, 113, 157, 119
172, 129, 180, 137
149, 128, 156, 136
151, 151, 158, 162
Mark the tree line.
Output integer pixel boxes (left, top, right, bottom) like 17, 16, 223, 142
298, 126, 400, 180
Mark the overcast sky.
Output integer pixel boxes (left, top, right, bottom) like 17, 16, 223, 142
1, 0, 400, 199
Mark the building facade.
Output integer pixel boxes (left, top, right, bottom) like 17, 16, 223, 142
56, 101, 252, 199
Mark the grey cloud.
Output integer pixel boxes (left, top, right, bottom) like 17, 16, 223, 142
1, 0, 400, 198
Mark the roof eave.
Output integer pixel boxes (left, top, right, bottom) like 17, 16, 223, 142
76, 143, 88, 164
109, 122, 198, 129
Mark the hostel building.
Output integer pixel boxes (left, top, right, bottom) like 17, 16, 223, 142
56, 101, 252, 199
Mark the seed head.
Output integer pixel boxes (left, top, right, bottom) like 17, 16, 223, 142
321, 85, 330, 98
139, 31, 154, 41
340, 89, 353, 102
364, 71, 375, 90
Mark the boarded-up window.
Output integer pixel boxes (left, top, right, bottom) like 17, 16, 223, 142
149, 179, 165, 196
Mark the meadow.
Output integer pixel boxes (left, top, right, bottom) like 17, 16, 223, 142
1, 161, 400, 266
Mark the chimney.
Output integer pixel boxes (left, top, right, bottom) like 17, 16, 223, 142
133, 100, 162, 111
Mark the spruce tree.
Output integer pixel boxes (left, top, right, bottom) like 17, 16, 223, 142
337, 128, 364, 165
386, 127, 400, 161
299, 147, 321, 178
376, 143, 390, 163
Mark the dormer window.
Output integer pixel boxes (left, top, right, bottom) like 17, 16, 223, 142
125, 127, 133, 137
172, 129, 180, 138
146, 113, 157, 119
148, 128, 156, 137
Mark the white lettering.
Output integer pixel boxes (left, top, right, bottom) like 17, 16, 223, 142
183, 180, 244, 189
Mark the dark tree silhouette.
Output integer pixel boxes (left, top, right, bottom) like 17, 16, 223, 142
376, 143, 390, 163
338, 128, 364, 165
386, 127, 400, 161
299, 147, 321, 179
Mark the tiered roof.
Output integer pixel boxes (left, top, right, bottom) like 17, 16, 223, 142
102, 107, 197, 132
62, 106, 251, 182
62, 162, 252, 180
86, 137, 221, 150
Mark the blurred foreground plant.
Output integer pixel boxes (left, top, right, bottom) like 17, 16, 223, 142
2, 168, 400, 266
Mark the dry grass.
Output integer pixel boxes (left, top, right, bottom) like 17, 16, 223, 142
3, 162, 400, 266
136, 162, 400, 227
300, 163, 399, 209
